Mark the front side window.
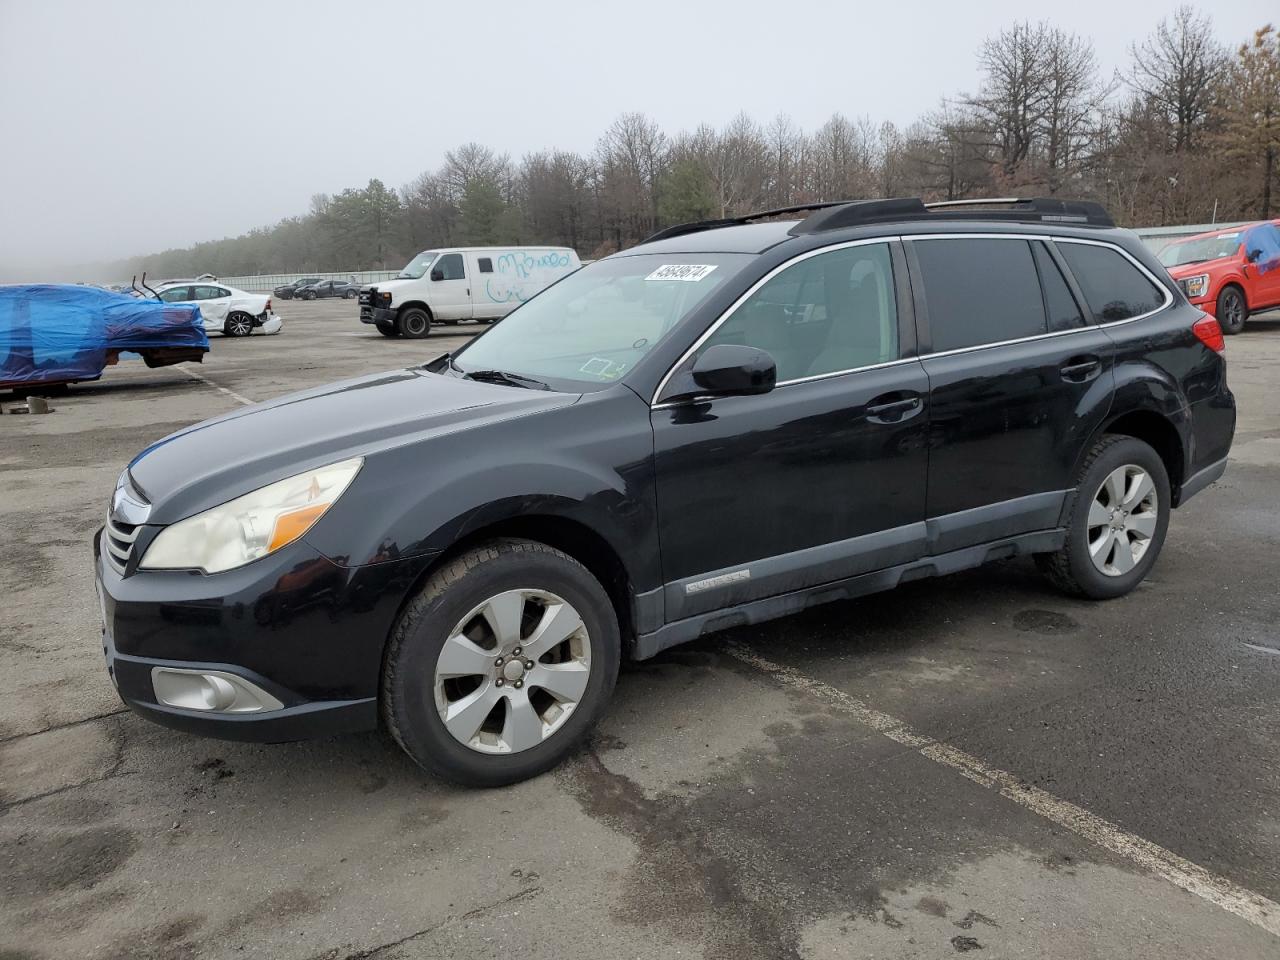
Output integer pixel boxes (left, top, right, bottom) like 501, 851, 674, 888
453, 253, 749, 389
1058, 242, 1166, 322
695, 242, 899, 382
915, 238, 1046, 351
434, 253, 465, 280
158, 286, 192, 303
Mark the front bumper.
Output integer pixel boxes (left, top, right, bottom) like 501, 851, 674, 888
359, 304, 395, 326
1190, 296, 1217, 317
93, 529, 431, 743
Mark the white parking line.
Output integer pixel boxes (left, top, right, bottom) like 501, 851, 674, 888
726, 643, 1280, 939
180, 366, 253, 406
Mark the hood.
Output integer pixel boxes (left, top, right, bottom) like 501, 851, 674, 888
371, 277, 419, 295
1166, 256, 1236, 279
129, 368, 577, 524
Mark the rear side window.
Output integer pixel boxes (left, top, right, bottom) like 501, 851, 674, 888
1032, 242, 1085, 332
1057, 242, 1166, 322
477, 257, 493, 273
914, 238, 1044, 351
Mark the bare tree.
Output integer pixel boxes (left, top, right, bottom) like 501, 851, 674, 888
1127, 6, 1227, 152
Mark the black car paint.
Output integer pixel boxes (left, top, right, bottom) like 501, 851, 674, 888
273, 278, 322, 300
95, 217, 1235, 742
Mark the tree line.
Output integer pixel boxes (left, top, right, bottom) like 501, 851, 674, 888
120, 6, 1278, 279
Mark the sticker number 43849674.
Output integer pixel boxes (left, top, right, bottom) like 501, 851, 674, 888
644, 264, 718, 282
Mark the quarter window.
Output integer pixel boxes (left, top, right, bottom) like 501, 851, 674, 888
696, 243, 899, 382
435, 253, 465, 280
1057, 242, 1166, 322
1032, 241, 1086, 332
914, 238, 1045, 351
478, 257, 494, 273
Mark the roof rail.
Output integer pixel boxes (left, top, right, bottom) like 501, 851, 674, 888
639, 196, 1115, 246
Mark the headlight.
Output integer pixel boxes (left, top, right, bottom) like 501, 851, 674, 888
376, 291, 392, 306
139, 457, 362, 573
1181, 274, 1210, 299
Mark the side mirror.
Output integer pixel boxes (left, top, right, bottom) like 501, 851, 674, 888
690, 344, 777, 397
1247, 248, 1263, 263
430, 268, 445, 281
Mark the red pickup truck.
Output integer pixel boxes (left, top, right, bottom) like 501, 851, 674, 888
1158, 220, 1280, 334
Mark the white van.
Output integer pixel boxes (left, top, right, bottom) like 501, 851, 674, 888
359, 246, 581, 338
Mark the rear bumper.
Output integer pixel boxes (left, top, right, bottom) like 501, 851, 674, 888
1179, 456, 1228, 504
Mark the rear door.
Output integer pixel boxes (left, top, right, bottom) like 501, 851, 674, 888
193, 285, 232, 330
908, 235, 1115, 554
428, 252, 472, 320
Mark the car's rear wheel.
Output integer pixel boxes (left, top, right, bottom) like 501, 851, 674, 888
397, 307, 431, 338
382, 539, 620, 787
224, 312, 254, 337
375, 321, 399, 337
1217, 286, 1247, 335
1036, 435, 1170, 599
345, 289, 357, 299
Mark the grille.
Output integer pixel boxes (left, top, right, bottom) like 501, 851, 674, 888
358, 289, 372, 306
103, 513, 141, 573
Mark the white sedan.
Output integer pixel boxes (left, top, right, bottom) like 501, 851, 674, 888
156, 282, 283, 337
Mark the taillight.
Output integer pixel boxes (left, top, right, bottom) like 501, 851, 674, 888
265, 299, 272, 312
1192, 314, 1224, 353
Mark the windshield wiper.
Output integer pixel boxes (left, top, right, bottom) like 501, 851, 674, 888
463, 368, 551, 391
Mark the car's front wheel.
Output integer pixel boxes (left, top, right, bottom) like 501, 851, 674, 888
375, 321, 399, 337
382, 540, 620, 786
1217, 286, 1248, 335
397, 307, 431, 338
224, 312, 255, 337
1037, 435, 1170, 599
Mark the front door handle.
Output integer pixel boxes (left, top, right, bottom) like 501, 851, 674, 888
1060, 355, 1102, 383
865, 391, 923, 424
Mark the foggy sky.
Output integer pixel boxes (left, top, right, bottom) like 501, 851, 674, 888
0, 0, 1272, 278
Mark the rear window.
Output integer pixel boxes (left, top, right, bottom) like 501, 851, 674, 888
914, 238, 1046, 351
1057, 242, 1166, 322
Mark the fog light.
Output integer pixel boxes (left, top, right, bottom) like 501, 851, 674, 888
151, 667, 284, 714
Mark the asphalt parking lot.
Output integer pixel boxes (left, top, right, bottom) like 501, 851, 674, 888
2, 298, 1279, 959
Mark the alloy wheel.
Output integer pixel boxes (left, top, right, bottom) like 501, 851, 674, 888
1087, 464, 1159, 576
433, 589, 591, 754
227, 315, 253, 336
1222, 291, 1244, 329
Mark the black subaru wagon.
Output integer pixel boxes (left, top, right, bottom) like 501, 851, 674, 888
95, 197, 1235, 786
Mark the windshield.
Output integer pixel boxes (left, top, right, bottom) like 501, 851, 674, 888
398, 250, 438, 279
452, 253, 750, 390
1158, 233, 1241, 267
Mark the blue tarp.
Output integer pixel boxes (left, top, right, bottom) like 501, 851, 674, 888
0, 284, 208, 388
1241, 223, 1280, 276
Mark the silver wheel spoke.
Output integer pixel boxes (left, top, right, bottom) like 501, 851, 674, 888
530, 662, 590, 703
502, 693, 544, 752
1104, 468, 1126, 507
444, 683, 499, 744
1089, 528, 1114, 558
523, 601, 584, 659
1111, 533, 1136, 573
1127, 512, 1158, 539
1087, 498, 1111, 527
1123, 471, 1154, 509
437, 633, 493, 678
481, 590, 525, 646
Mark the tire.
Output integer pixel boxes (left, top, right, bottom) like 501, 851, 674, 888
223, 312, 254, 337
375, 321, 399, 338
1217, 286, 1247, 335
306, 291, 317, 301
382, 539, 620, 787
345, 289, 357, 299
397, 306, 431, 338
1036, 435, 1171, 600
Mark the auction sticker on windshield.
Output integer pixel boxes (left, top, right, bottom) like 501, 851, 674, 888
645, 264, 718, 282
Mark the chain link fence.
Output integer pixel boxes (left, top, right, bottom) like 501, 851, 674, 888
218, 270, 401, 293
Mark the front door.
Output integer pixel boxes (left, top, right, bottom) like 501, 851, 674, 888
428, 252, 473, 321
652, 240, 930, 621
908, 235, 1124, 553
1241, 222, 1280, 307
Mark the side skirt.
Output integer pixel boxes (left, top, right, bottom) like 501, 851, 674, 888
631, 528, 1065, 660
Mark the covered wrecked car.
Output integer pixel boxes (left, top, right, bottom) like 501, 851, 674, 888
0, 284, 209, 390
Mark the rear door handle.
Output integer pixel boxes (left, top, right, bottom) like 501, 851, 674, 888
1060, 355, 1102, 382
865, 391, 923, 424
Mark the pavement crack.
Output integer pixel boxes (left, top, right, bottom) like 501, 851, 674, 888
0, 707, 130, 744
339, 886, 543, 959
